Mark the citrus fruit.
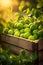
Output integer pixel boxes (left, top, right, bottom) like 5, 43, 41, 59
20, 29, 24, 33
20, 33, 24, 38
14, 31, 20, 37
38, 29, 43, 37
8, 29, 14, 35
24, 24, 29, 28
14, 29, 19, 33
17, 22, 24, 29
33, 29, 38, 35
23, 32, 31, 39
30, 24, 37, 31
28, 35, 38, 40
8, 22, 14, 29
24, 28, 30, 33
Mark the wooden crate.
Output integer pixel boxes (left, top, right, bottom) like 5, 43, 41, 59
1, 33, 43, 65
1, 34, 38, 53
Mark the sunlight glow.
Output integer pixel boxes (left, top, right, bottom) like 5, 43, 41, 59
0, 0, 12, 7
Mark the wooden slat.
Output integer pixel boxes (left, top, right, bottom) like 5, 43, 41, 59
1, 42, 32, 55
39, 61, 43, 65
1, 33, 43, 65
1, 34, 33, 50
38, 42, 43, 50
39, 51, 43, 61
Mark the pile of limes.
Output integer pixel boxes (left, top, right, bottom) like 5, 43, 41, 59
3, 8, 43, 40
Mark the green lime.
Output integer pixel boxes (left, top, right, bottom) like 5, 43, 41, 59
28, 35, 38, 40
23, 32, 31, 39
28, 23, 33, 28
19, 19, 24, 24
24, 24, 29, 28
8, 29, 14, 35
25, 19, 29, 24
8, 22, 14, 29
30, 24, 37, 31
24, 28, 30, 33
33, 29, 38, 35
20, 33, 24, 38
14, 29, 19, 33
20, 29, 24, 33
14, 22, 18, 28
29, 17, 34, 23
17, 22, 24, 29
14, 31, 20, 37
38, 29, 43, 37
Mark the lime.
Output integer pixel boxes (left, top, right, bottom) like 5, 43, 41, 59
24, 28, 30, 33
14, 31, 20, 37
25, 19, 29, 24
30, 24, 37, 31
20, 29, 24, 33
14, 29, 19, 33
17, 22, 24, 29
28, 23, 33, 28
28, 35, 38, 40
38, 29, 43, 37
23, 32, 31, 39
8, 29, 14, 35
29, 17, 34, 23
19, 19, 24, 24
20, 33, 24, 38
33, 29, 38, 35
24, 24, 29, 28
14, 22, 18, 28
8, 22, 14, 29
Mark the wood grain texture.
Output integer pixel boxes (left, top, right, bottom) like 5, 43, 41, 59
1, 33, 43, 65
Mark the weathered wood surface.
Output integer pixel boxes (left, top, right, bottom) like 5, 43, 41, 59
1, 33, 43, 65
1, 34, 33, 50
1, 34, 43, 50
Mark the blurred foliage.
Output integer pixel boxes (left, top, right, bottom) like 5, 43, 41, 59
0, 47, 37, 65
37, 0, 43, 8
0, 0, 43, 20
19, 1, 30, 12
0, 18, 7, 34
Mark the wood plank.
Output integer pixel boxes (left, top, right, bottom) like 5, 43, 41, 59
1, 34, 33, 50
1, 42, 32, 55
39, 61, 43, 65
39, 51, 43, 61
